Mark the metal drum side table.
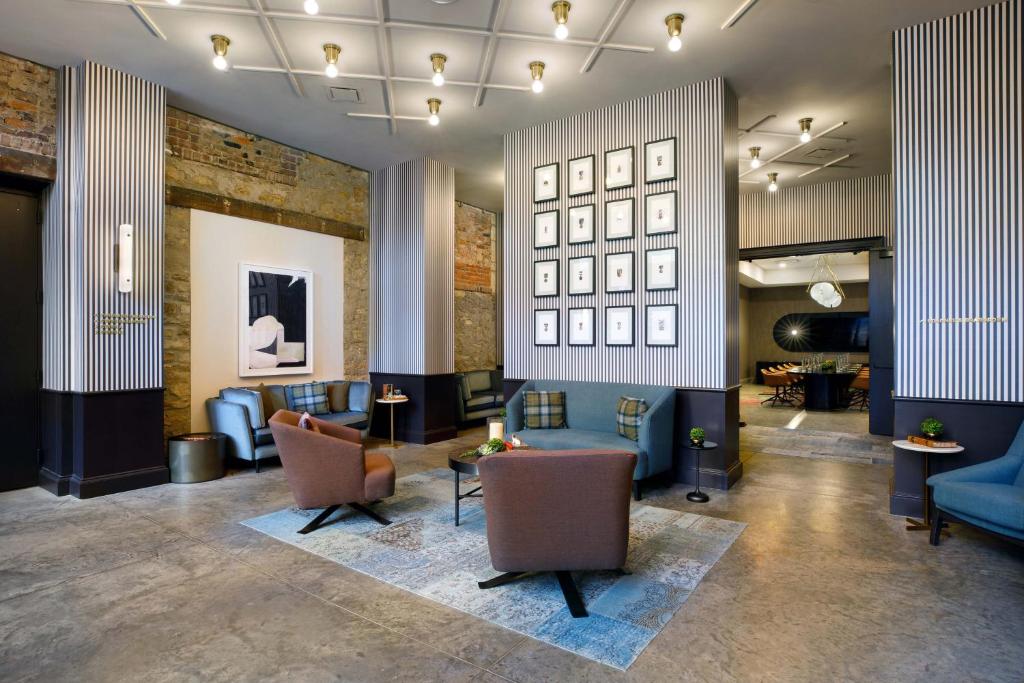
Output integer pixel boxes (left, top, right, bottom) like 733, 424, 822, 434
169, 433, 227, 483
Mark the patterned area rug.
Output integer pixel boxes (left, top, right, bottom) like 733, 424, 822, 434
242, 467, 745, 670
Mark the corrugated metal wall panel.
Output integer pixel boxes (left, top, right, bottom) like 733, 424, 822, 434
502, 80, 738, 389
893, 0, 1023, 402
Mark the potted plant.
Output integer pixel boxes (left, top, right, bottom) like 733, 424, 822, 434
920, 417, 944, 439
689, 426, 706, 447
820, 359, 836, 373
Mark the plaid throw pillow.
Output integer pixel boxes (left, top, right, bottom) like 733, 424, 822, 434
286, 382, 330, 415
523, 390, 566, 429
616, 396, 648, 441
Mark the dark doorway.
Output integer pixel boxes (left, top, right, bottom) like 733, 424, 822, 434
0, 182, 42, 491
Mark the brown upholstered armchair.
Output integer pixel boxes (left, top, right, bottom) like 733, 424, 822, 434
268, 409, 396, 533
476, 449, 637, 618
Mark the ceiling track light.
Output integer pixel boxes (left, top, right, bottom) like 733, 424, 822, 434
210, 34, 230, 71
552, 0, 571, 40
303, 0, 319, 15
748, 146, 762, 169
323, 43, 341, 78
529, 61, 545, 93
665, 13, 684, 52
798, 117, 813, 143
427, 98, 441, 126
430, 53, 447, 87
767, 172, 779, 192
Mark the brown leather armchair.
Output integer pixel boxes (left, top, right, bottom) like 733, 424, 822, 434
476, 449, 637, 618
268, 409, 396, 533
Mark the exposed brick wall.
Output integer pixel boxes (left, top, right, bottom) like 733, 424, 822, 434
0, 52, 57, 158
454, 201, 497, 372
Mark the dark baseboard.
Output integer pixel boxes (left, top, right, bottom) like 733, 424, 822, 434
674, 457, 744, 492
395, 425, 459, 445
70, 465, 169, 499
889, 490, 923, 517
37, 466, 70, 497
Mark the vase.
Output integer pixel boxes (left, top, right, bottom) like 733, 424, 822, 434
487, 417, 505, 441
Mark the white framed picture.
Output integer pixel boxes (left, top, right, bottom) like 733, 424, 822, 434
646, 304, 678, 347
534, 210, 558, 249
568, 154, 595, 197
568, 255, 595, 296
605, 198, 634, 241
646, 190, 677, 235
605, 252, 634, 293
239, 263, 314, 377
568, 307, 595, 346
534, 162, 558, 203
605, 305, 634, 346
534, 259, 559, 297
567, 204, 595, 244
645, 137, 677, 183
604, 146, 634, 190
535, 309, 559, 346
646, 247, 677, 291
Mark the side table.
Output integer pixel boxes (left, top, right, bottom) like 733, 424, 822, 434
375, 396, 409, 448
683, 440, 717, 503
168, 433, 226, 483
892, 439, 964, 531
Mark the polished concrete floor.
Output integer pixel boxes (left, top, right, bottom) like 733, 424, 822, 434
739, 381, 871, 435
2, 428, 1023, 682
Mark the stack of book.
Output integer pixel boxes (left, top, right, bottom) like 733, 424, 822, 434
907, 435, 959, 448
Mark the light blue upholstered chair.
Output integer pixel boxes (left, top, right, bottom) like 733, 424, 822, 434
927, 420, 1024, 545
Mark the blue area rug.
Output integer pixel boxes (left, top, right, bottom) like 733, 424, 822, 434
242, 467, 745, 670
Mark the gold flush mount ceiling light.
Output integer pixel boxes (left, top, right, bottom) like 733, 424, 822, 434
749, 146, 762, 169
799, 117, 813, 143
210, 35, 230, 71
767, 172, 779, 192
529, 61, 545, 94
323, 43, 341, 78
552, 1, 571, 40
427, 98, 441, 126
665, 13, 684, 52
430, 53, 447, 87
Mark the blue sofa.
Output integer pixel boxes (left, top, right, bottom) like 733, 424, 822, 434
927, 420, 1024, 545
506, 379, 676, 500
206, 380, 375, 471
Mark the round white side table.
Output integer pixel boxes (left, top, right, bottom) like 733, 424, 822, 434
892, 439, 964, 531
376, 396, 409, 448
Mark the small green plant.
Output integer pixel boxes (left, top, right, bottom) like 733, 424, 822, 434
689, 427, 706, 445
920, 418, 944, 438
820, 359, 836, 372
461, 437, 508, 460
499, 407, 507, 418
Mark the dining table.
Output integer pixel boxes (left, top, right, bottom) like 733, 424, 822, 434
786, 365, 860, 410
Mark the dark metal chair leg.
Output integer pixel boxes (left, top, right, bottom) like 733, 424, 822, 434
255, 459, 261, 474
349, 502, 392, 526
477, 571, 527, 589
555, 571, 588, 618
297, 504, 341, 534
930, 511, 943, 546
632, 480, 642, 501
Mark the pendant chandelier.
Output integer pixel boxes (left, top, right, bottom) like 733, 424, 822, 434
807, 256, 845, 309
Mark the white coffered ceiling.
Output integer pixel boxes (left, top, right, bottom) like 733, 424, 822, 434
0, 0, 996, 211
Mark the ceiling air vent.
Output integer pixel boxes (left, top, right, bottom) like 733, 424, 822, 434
326, 86, 362, 103
803, 147, 835, 159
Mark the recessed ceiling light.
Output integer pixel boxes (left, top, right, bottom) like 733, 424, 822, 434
323, 43, 341, 78
430, 53, 446, 87
165, 0, 181, 5
799, 117, 813, 143
210, 34, 230, 71
552, 0, 571, 40
529, 61, 545, 94
779, 262, 787, 268
427, 98, 441, 126
665, 14, 684, 52
303, 0, 319, 16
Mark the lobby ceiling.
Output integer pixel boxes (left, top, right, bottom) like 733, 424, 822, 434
0, 0, 995, 212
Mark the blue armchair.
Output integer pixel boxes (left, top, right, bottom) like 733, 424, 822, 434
927, 421, 1024, 545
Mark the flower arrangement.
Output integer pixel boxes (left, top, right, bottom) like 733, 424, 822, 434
920, 417, 944, 438
689, 426, 705, 447
460, 437, 510, 460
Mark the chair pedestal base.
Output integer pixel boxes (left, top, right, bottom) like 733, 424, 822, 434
297, 502, 392, 534
478, 570, 598, 618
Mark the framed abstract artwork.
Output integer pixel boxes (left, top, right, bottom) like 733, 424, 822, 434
568, 307, 596, 346
568, 154, 595, 197
534, 162, 558, 203
645, 190, 677, 235
239, 263, 313, 377
605, 305, 634, 346
605, 252, 634, 293
568, 255, 595, 296
535, 309, 559, 346
534, 210, 558, 249
645, 137, 677, 183
645, 247, 678, 291
604, 146, 634, 190
646, 304, 678, 347
605, 198, 634, 241
534, 259, 559, 297
568, 204, 595, 244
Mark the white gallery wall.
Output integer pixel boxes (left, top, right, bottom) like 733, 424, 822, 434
190, 209, 345, 430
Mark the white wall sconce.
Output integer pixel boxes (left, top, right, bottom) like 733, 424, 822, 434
117, 223, 133, 293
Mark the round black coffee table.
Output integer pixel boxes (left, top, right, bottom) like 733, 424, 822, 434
449, 453, 483, 527
683, 440, 717, 503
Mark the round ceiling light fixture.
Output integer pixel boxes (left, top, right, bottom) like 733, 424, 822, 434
323, 43, 341, 78
165, 0, 181, 5
552, 0, 571, 40
430, 53, 447, 87
210, 34, 231, 71
767, 172, 779, 192
529, 61, 545, 93
665, 13, 684, 52
304, 0, 319, 15
427, 98, 441, 126
798, 117, 813, 143
749, 146, 762, 169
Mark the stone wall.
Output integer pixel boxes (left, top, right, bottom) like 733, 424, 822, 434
0, 52, 57, 178
454, 201, 497, 373
163, 106, 370, 439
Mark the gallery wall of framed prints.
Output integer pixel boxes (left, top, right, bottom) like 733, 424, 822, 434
526, 133, 683, 349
